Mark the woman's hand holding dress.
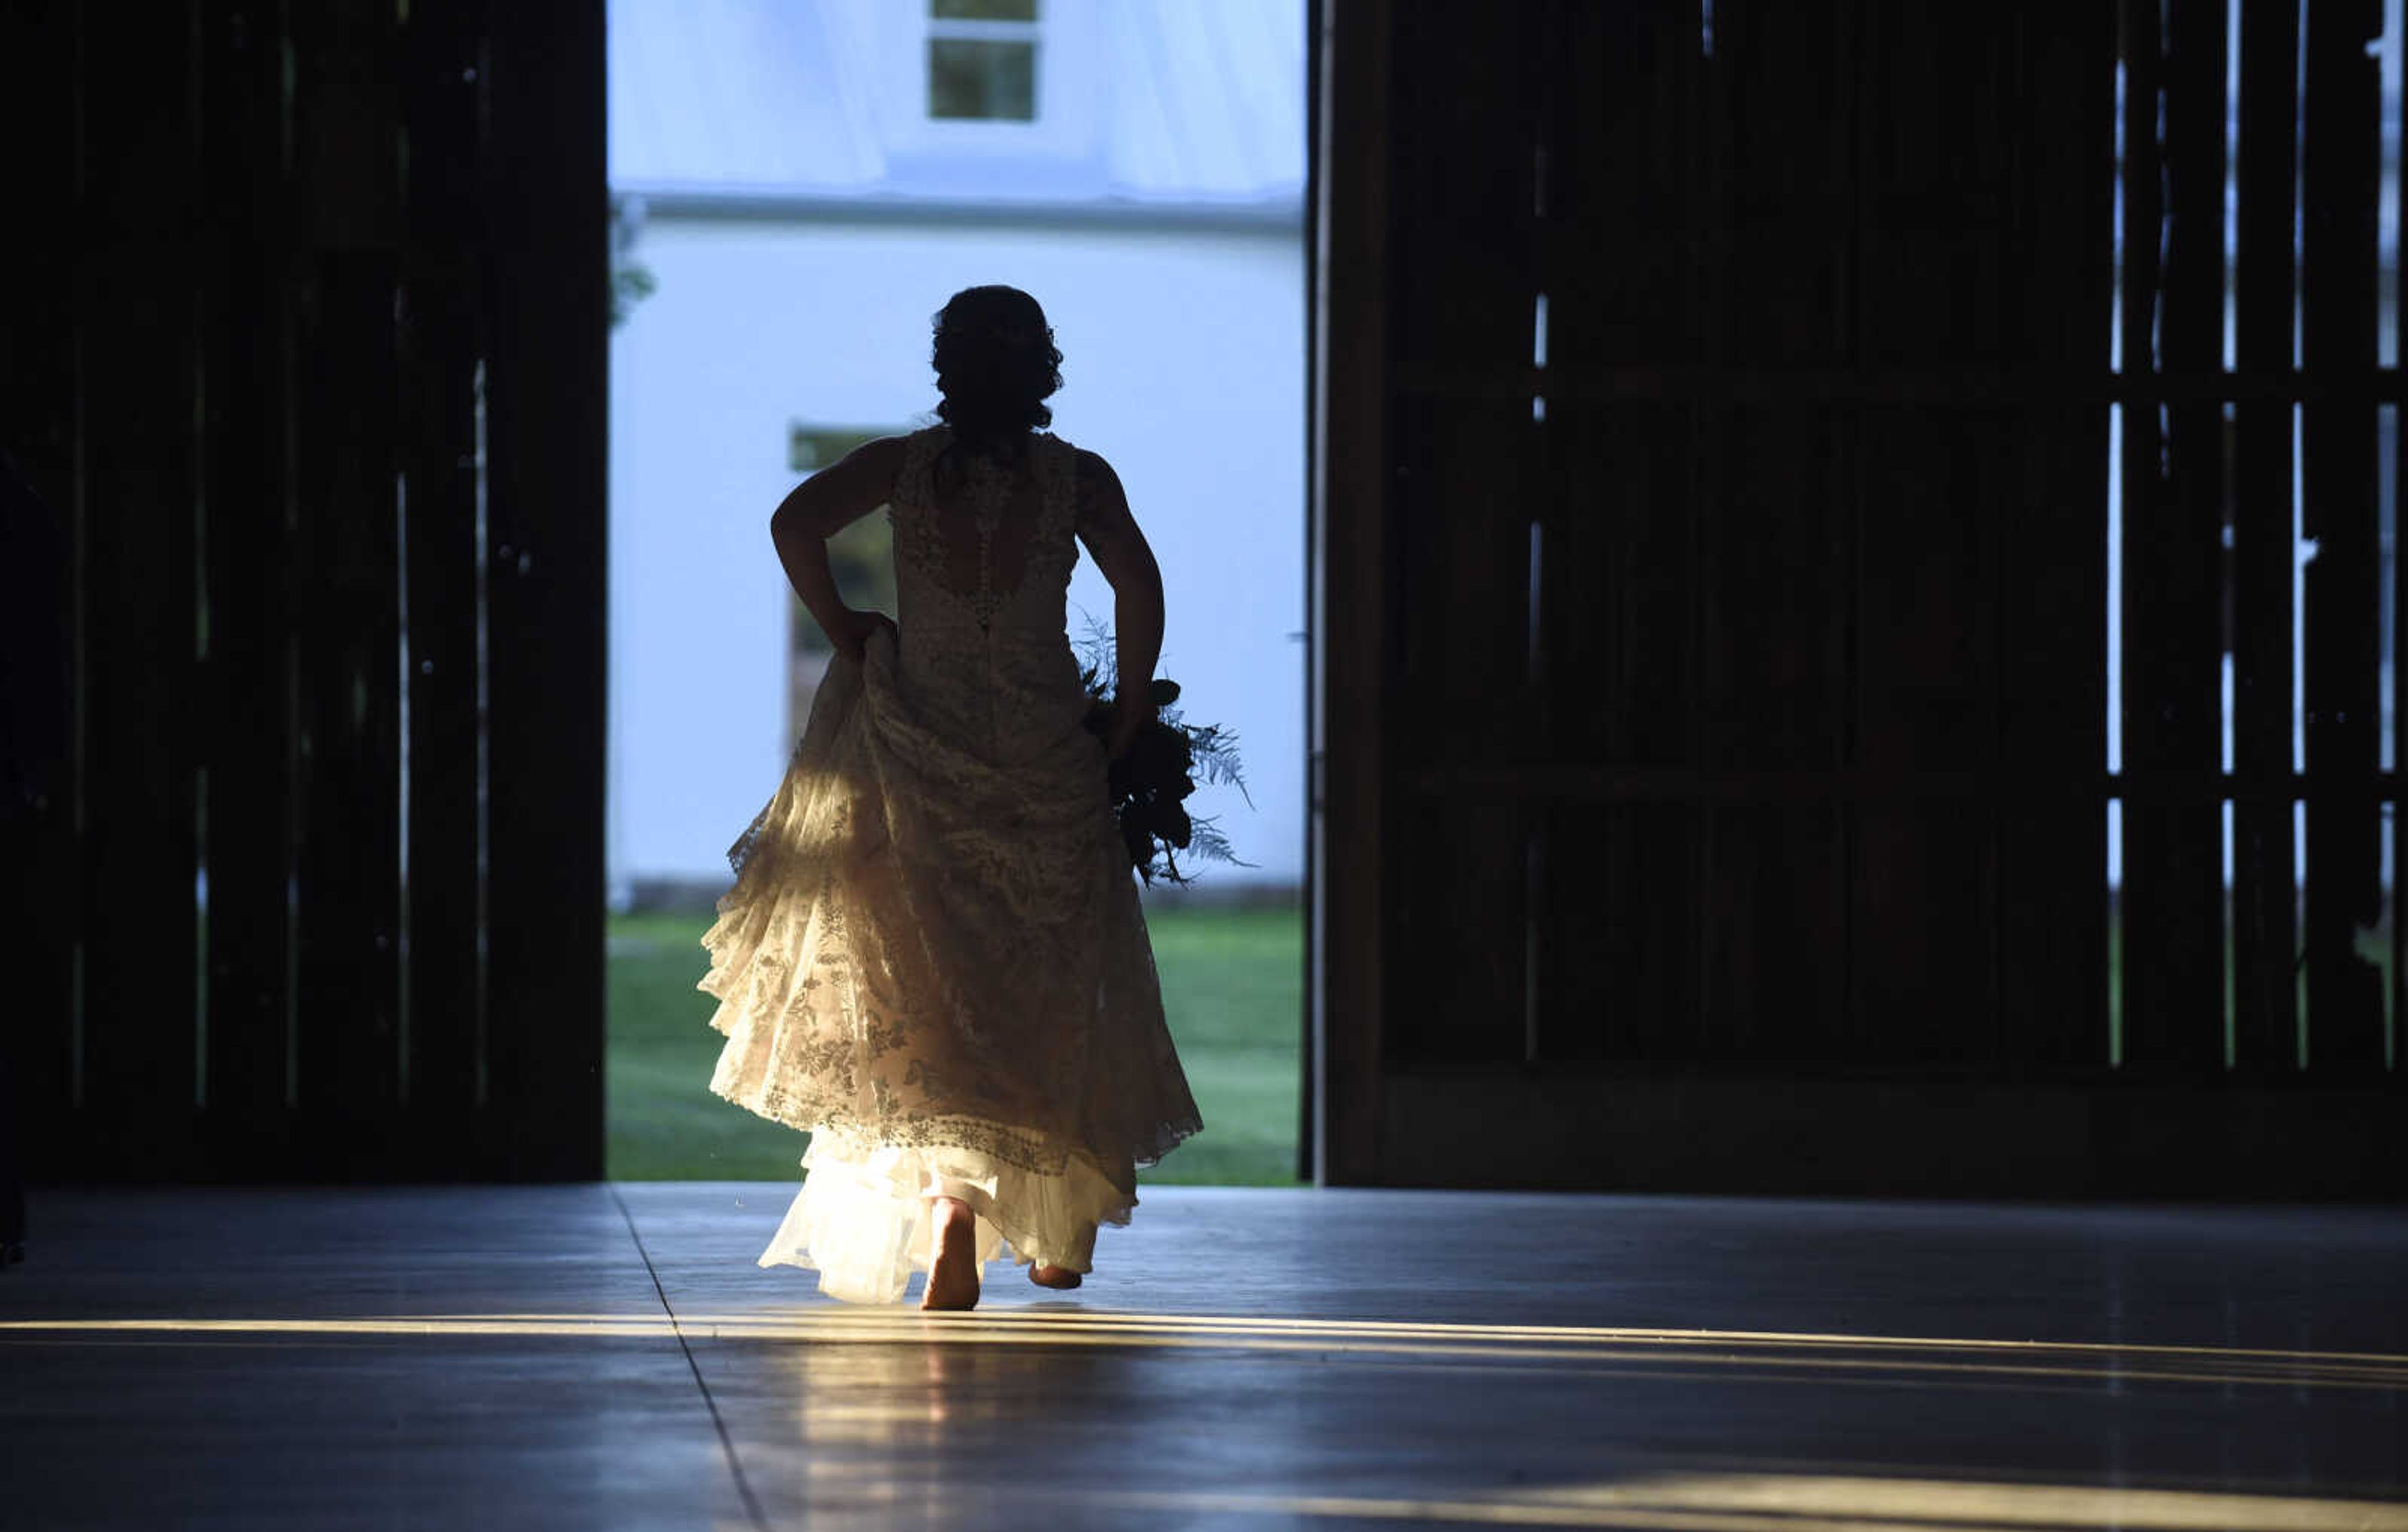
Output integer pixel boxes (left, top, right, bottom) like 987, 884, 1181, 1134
769, 436, 909, 667
828, 606, 897, 665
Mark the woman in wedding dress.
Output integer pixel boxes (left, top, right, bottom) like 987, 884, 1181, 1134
698, 285, 1203, 1310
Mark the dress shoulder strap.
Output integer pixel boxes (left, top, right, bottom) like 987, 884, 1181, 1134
1034, 431, 1078, 542
892, 425, 951, 510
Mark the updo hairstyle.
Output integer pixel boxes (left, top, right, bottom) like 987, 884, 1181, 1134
930, 285, 1063, 452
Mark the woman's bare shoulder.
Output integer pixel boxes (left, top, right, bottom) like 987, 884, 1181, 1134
835, 431, 922, 497
852, 432, 921, 470
1064, 443, 1124, 494
772, 431, 921, 537
1065, 444, 1144, 547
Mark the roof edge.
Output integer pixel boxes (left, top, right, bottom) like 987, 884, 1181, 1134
613, 184, 1306, 233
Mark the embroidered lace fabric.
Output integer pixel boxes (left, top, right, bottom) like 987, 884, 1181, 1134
700, 426, 1203, 1303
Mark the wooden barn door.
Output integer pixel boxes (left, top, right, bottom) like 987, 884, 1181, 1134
1311, 0, 2407, 1196
1, 0, 607, 1180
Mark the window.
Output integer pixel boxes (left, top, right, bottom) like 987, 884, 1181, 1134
873, 0, 1099, 188
927, 0, 1040, 122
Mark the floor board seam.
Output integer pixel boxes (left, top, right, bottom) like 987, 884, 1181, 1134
610, 1183, 771, 1532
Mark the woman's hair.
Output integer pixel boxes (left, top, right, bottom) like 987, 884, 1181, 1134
931, 285, 1062, 449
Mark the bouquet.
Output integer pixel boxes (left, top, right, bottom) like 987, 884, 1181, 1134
1075, 620, 1250, 885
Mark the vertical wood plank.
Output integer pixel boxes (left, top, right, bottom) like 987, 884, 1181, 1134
481, 0, 608, 1178
1995, 6, 2115, 1075
1381, 0, 1536, 1066
1546, 406, 1702, 1065
1706, 401, 1847, 1063
0, 0, 81, 492
0, 0, 85, 1178
2395, 8, 2408, 1083
2121, 0, 2228, 1074
1721, 3, 1854, 1069
288, 250, 408, 1158
1851, 405, 1996, 1070
399, 0, 493, 1168
2231, 0, 2300, 1074
1300, 0, 1323, 1178
1313, 0, 1390, 1181
1842, 4, 1999, 1070
1541, 0, 1733, 1064
2114, 0, 2163, 1065
1388, 399, 1529, 1064
75, 8, 204, 1173
2299, 0, 2387, 1072
1541, 0, 1704, 1064
286, 1, 407, 1163
0, 452, 77, 1191
194, 0, 302, 1174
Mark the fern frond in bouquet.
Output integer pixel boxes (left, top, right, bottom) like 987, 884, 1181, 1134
1074, 618, 1252, 886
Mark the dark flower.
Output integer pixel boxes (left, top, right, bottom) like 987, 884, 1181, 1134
1074, 620, 1250, 886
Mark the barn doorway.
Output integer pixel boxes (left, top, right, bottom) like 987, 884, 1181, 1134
601, 0, 1312, 1186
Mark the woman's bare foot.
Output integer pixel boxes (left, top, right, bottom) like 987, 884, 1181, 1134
1029, 1263, 1083, 1290
920, 1196, 980, 1311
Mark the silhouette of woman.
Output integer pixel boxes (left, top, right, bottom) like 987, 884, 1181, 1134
699, 286, 1202, 1309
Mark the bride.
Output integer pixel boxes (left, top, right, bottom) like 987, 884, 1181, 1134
698, 285, 1203, 1310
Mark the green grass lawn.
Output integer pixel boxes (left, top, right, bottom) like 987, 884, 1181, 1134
607, 901, 1305, 1186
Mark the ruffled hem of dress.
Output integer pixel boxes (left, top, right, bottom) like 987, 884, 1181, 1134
756, 1124, 1140, 1304
705, 1048, 1205, 1184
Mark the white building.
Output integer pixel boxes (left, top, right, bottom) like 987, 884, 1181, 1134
607, 0, 1308, 902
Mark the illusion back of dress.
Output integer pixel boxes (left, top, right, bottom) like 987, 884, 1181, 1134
885, 427, 1088, 763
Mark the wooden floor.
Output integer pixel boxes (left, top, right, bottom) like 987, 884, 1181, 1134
4, 1183, 2405, 1530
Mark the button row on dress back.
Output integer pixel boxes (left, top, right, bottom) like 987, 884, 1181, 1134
962, 450, 1015, 630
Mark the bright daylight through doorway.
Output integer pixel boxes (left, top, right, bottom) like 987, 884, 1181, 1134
601, 0, 1309, 1185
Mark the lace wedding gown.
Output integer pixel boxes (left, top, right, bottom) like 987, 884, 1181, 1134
699, 425, 1203, 1303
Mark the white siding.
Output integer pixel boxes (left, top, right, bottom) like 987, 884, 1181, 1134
608, 215, 1306, 892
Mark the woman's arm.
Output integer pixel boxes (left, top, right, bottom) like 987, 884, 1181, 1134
769, 435, 908, 662
1073, 450, 1166, 758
